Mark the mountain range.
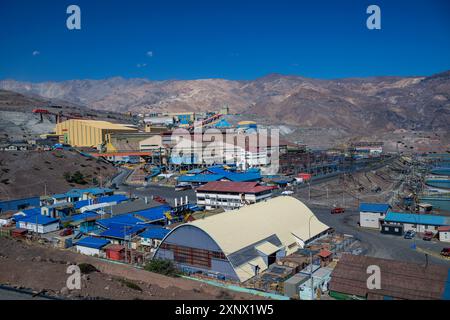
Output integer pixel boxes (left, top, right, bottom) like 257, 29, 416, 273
1, 71, 449, 135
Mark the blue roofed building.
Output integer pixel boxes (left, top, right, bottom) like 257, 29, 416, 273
0, 196, 40, 214
99, 224, 147, 244
75, 236, 110, 256
382, 212, 450, 236
139, 227, 170, 248
74, 194, 129, 212
178, 166, 262, 186
16, 215, 60, 234
359, 203, 392, 229
132, 205, 171, 224
13, 207, 41, 221
51, 187, 114, 204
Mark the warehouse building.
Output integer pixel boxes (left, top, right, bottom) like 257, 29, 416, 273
329, 254, 450, 300
154, 196, 330, 282
381, 212, 450, 235
196, 181, 276, 210
359, 203, 391, 229
55, 119, 137, 148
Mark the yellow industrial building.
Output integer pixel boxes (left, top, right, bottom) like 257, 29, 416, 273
55, 119, 138, 148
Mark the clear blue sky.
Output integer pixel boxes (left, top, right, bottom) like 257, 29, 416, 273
1, 0, 449, 81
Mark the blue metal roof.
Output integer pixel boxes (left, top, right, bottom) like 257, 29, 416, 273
100, 224, 146, 239
384, 212, 450, 226
13, 208, 41, 222
96, 214, 146, 229
19, 215, 59, 225
359, 203, 391, 213
179, 167, 261, 183
20, 208, 41, 216
63, 211, 100, 222
76, 237, 110, 249
227, 172, 261, 182
133, 205, 171, 222
178, 174, 226, 183
74, 194, 128, 210
140, 227, 170, 240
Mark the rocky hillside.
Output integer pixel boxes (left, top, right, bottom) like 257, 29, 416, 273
1, 71, 449, 135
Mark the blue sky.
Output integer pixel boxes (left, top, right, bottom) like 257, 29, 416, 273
0, 0, 449, 81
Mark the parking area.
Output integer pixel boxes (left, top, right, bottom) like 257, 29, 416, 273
309, 204, 450, 266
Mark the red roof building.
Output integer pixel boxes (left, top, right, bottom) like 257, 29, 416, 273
196, 181, 276, 211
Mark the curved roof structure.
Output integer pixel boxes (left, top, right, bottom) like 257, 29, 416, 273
157, 196, 329, 282
189, 196, 329, 255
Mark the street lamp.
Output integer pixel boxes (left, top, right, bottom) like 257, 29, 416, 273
307, 215, 319, 300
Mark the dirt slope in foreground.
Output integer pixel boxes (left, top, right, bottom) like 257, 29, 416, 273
0, 238, 261, 300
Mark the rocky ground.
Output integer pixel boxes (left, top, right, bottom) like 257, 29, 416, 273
0, 237, 262, 300
294, 159, 408, 209
0, 150, 118, 200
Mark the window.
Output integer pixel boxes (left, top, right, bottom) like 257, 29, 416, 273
160, 243, 226, 268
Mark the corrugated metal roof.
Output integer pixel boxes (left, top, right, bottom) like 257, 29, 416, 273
100, 224, 146, 239
74, 194, 128, 210
359, 203, 391, 213
255, 241, 280, 255
133, 205, 171, 222
385, 212, 450, 226
76, 237, 110, 249
102, 199, 163, 215
196, 181, 275, 194
97, 214, 145, 228
140, 227, 170, 240
19, 215, 59, 225
330, 253, 450, 300
162, 196, 329, 282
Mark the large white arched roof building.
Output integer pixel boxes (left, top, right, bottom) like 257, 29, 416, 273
154, 196, 330, 282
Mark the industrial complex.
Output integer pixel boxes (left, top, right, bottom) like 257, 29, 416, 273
1, 107, 450, 301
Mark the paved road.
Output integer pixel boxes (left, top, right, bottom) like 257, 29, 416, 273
309, 205, 450, 266
0, 287, 52, 300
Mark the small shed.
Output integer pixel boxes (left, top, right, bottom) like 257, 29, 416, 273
438, 226, 450, 243
105, 244, 125, 261
75, 237, 110, 257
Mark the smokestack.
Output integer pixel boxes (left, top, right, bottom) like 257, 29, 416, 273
145, 196, 148, 204
175, 198, 178, 207
185, 196, 188, 204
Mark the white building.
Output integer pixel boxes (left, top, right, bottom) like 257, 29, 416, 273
75, 237, 110, 257
196, 181, 275, 210
438, 226, 450, 243
17, 215, 60, 234
359, 203, 391, 229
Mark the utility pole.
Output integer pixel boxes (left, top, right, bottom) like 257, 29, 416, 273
308, 182, 311, 201
308, 215, 315, 300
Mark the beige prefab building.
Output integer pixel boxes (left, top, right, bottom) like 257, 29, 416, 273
55, 119, 137, 148
155, 196, 330, 282
139, 135, 164, 151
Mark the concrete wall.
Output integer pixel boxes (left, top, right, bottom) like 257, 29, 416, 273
76, 246, 103, 257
